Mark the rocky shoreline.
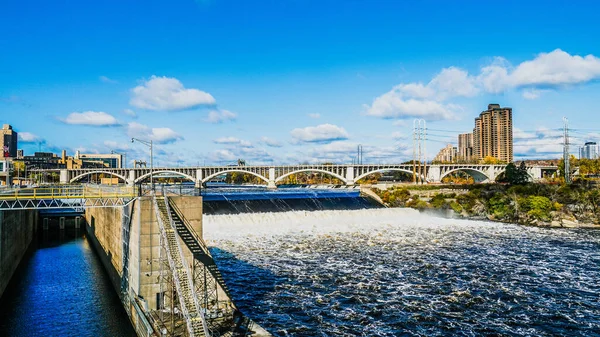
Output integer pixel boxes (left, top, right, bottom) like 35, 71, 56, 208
368, 184, 600, 229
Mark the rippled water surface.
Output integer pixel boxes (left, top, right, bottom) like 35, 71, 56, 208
205, 209, 600, 336
0, 230, 136, 337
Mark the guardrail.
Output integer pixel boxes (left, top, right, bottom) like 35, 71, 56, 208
0, 185, 137, 201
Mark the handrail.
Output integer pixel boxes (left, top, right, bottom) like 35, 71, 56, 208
153, 193, 210, 337
168, 199, 211, 256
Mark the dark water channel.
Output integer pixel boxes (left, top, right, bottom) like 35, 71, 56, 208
0, 228, 135, 337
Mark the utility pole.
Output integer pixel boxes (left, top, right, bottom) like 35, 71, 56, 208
413, 119, 426, 184
563, 117, 571, 183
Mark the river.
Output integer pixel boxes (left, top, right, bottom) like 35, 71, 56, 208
205, 208, 600, 336
0, 228, 136, 337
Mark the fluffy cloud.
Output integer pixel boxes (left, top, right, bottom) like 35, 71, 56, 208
18, 132, 42, 143
366, 92, 459, 120
204, 109, 237, 123
127, 122, 183, 144
260, 136, 283, 147
510, 49, 600, 87
64, 111, 119, 126
130, 75, 215, 111
291, 124, 349, 143
366, 49, 600, 121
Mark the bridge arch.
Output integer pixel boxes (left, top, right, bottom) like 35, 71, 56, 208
70, 171, 127, 183
202, 169, 269, 185
354, 168, 424, 183
439, 168, 490, 183
275, 169, 347, 184
134, 170, 196, 184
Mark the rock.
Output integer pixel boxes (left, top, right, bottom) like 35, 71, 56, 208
550, 220, 561, 227
561, 219, 577, 228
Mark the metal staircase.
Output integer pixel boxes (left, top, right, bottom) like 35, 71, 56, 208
154, 195, 210, 337
167, 198, 254, 336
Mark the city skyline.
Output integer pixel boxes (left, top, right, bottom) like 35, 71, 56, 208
2, 1, 600, 166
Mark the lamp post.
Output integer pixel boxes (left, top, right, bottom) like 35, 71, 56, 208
131, 138, 153, 191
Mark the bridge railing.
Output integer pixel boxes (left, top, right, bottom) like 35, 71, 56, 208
0, 185, 137, 200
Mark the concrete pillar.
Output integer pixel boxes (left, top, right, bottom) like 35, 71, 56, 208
127, 169, 136, 186
59, 217, 65, 230
345, 166, 354, 185
427, 165, 441, 183
75, 216, 81, 229
268, 167, 276, 189
60, 169, 69, 184
43, 218, 49, 230
195, 169, 203, 188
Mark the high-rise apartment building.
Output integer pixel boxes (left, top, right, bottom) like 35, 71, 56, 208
580, 142, 599, 159
472, 104, 513, 163
434, 143, 458, 163
458, 133, 474, 162
1, 124, 18, 158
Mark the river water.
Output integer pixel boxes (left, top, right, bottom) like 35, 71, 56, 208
205, 208, 600, 336
0, 229, 136, 337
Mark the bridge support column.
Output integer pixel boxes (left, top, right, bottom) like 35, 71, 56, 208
345, 166, 354, 185
427, 166, 441, 183
195, 169, 203, 188
268, 168, 276, 189
528, 167, 542, 181
60, 169, 68, 184
127, 170, 136, 186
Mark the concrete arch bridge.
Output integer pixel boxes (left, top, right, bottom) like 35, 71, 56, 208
59, 164, 558, 187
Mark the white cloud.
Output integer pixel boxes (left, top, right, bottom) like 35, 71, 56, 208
260, 136, 283, 147
123, 109, 137, 118
211, 149, 237, 162
291, 124, 349, 143
204, 109, 237, 123
213, 137, 252, 147
308, 113, 321, 119
99, 75, 117, 84
127, 122, 183, 144
427, 67, 479, 99
64, 111, 119, 126
18, 132, 42, 143
365, 91, 459, 121
510, 49, 600, 87
522, 89, 542, 100
130, 75, 216, 111
513, 128, 536, 140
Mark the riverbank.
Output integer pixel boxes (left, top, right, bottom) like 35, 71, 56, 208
369, 182, 600, 229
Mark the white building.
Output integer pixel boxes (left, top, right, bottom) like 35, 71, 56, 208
580, 142, 599, 159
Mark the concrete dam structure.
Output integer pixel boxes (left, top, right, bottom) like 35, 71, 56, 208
85, 194, 270, 336
0, 209, 37, 298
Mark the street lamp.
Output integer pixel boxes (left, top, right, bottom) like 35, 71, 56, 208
131, 138, 153, 191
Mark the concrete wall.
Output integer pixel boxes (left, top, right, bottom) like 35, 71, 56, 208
0, 209, 37, 299
85, 195, 203, 315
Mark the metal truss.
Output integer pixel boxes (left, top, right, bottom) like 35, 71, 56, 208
0, 197, 134, 211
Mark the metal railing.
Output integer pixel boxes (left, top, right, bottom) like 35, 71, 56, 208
0, 185, 137, 201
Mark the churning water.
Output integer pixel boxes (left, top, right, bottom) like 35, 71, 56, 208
205, 208, 600, 336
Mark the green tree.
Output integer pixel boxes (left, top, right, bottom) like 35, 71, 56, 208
502, 162, 530, 185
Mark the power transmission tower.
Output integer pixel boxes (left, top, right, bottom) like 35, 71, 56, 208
563, 117, 571, 183
413, 119, 426, 184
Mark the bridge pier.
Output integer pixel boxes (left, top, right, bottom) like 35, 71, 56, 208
345, 166, 355, 185
427, 166, 441, 183
195, 169, 203, 188
60, 169, 68, 184
268, 168, 276, 189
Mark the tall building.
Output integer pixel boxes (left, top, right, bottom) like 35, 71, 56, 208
472, 104, 513, 163
580, 142, 599, 159
458, 133, 474, 162
434, 143, 458, 163
1, 124, 18, 158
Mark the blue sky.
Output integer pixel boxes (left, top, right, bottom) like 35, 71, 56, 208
2, 0, 600, 166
